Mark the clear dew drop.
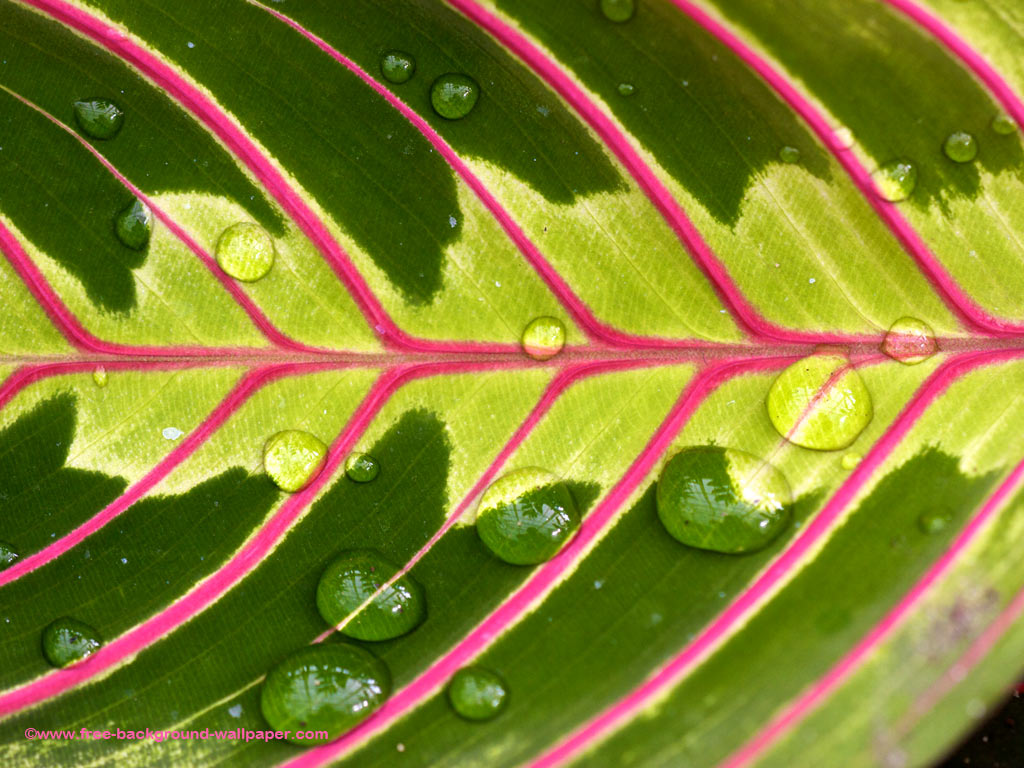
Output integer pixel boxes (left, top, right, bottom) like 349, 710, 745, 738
600, 0, 636, 22
475, 467, 580, 565
42, 617, 102, 667
0, 541, 18, 569
263, 430, 328, 493
447, 666, 508, 721
841, 452, 861, 470
92, 367, 108, 388
114, 198, 152, 251
918, 510, 952, 534
345, 452, 380, 483
72, 98, 124, 140
260, 644, 390, 744
430, 74, 480, 120
992, 113, 1018, 136
380, 50, 416, 84
872, 160, 917, 202
617, 82, 636, 96
215, 222, 275, 282
882, 317, 938, 365
943, 131, 978, 163
655, 446, 792, 554
779, 146, 801, 164
521, 316, 566, 360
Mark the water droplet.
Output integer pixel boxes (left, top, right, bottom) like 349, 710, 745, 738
943, 131, 978, 163
447, 666, 508, 721
600, 0, 635, 22
430, 74, 480, 120
227, 704, 242, 718
0, 541, 18, 569
656, 446, 792, 554
766, 354, 873, 450
72, 98, 124, 140
380, 50, 416, 84
215, 222, 275, 282
833, 126, 854, 150
882, 317, 938, 364
42, 617, 102, 667
918, 510, 951, 534
344, 452, 380, 483
872, 160, 917, 202
778, 146, 801, 164
521, 316, 566, 360
260, 644, 390, 744
475, 468, 580, 565
263, 430, 327, 492
841, 452, 861, 470
316, 550, 425, 641
617, 82, 636, 96
92, 367, 108, 388
992, 113, 1018, 136
114, 198, 152, 250
162, 427, 183, 440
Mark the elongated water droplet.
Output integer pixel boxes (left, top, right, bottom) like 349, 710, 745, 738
316, 550, 425, 641
0, 541, 18, 569
448, 666, 508, 721
263, 430, 327, 492
92, 367, 108, 388
345, 452, 380, 483
73, 98, 124, 140
918, 510, 951, 534
430, 74, 480, 120
767, 354, 873, 450
476, 468, 580, 565
215, 222, 275, 282
42, 617, 102, 667
521, 316, 566, 360
656, 446, 791, 554
380, 50, 416, 84
114, 199, 152, 250
872, 160, 917, 202
260, 644, 390, 744
779, 146, 801, 164
992, 113, 1018, 136
600, 0, 636, 22
882, 317, 938, 364
617, 82, 636, 96
841, 452, 861, 470
943, 131, 978, 163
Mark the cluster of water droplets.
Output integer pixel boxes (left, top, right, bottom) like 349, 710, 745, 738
378, 49, 480, 121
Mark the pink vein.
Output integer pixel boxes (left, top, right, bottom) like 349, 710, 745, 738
448, 0, 874, 346
285, 354, 793, 768
20, 0, 517, 356
528, 347, 1024, 768
0, 84, 318, 355
666, 0, 1021, 338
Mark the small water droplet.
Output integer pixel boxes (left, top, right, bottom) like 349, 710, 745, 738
778, 146, 801, 164
162, 427, 183, 440
260, 644, 390, 743
656, 446, 792, 554
92, 367, 108, 388
918, 510, 951, 534
943, 131, 978, 163
227, 704, 242, 718
872, 160, 917, 202
345, 452, 380, 483
215, 222, 275, 282
521, 316, 566, 360
833, 126, 854, 150
42, 617, 101, 667
766, 354, 873, 450
72, 98, 124, 140
617, 82, 636, 96
447, 666, 508, 721
430, 74, 480, 120
0, 541, 18, 569
380, 50, 416, 84
841, 452, 861, 470
600, 0, 635, 22
114, 198, 152, 250
263, 430, 327, 492
476, 468, 580, 565
882, 317, 938, 364
992, 113, 1018, 136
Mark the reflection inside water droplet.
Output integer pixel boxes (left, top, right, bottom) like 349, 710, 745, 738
42, 617, 102, 667
991, 113, 1017, 136
600, 0, 636, 22
882, 317, 937, 365
448, 666, 508, 721
263, 430, 327, 492
0, 541, 18, 569
841, 452, 861, 470
380, 50, 416, 84
215, 222, 275, 282
430, 74, 480, 120
114, 199, 152, 250
345, 452, 380, 483
872, 160, 917, 202
73, 98, 124, 140
617, 82, 636, 96
779, 146, 801, 164
943, 131, 978, 163
521, 316, 566, 360
92, 367, 108, 388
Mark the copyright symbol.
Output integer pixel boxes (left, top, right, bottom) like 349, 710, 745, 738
24, 728, 37, 739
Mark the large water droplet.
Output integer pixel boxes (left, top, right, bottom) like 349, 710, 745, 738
263, 430, 327, 493
430, 74, 480, 120
92, 367, 108, 388
215, 222, 275, 282
316, 550, 425, 641
260, 644, 390, 744
42, 617, 102, 667
872, 160, 917, 202
73, 98, 124, 140
600, 0, 636, 22
656, 446, 791, 554
345, 452, 380, 483
380, 50, 416, 84
617, 82, 636, 97
521, 316, 566, 360
476, 468, 580, 565
114, 199, 152, 250
882, 317, 938, 364
943, 131, 978, 163
918, 510, 951, 534
448, 666, 508, 721
779, 146, 801, 164
0, 541, 18, 569
992, 113, 1018, 136
766, 354, 873, 450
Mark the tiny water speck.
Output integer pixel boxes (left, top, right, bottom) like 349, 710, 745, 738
227, 704, 242, 718
162, 427, 183, 440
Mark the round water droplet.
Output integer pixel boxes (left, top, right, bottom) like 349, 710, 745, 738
992, 113, 1018, 136
766, 354, 873, 450
779, 146, 801, 164
918, 510, 951, 534
476, 468, 580, 565
92, 367, 108, 388
841, 452, 861, 470
656, 446, 792, 554
872, 160, 917, 202
345, 452, 380, 483
882, 317, 938, 364
448, 666, 508, 721
114, 198, 152, 250
215, 222, 275, 282
263, 430, 328, 493
521, 316, 566, 360
430, 74, 480, 120
943, 131, 978, 163
600, 0, 636, 22
73, 98, 124, 140
617, 82, 636, 96
316, 550, 425, 641
380, 50, 416, 84
260, 644, 390, 744
0, 541, 18, 569
42, 617, 102, 667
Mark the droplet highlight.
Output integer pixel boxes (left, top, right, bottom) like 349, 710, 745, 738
73, 98, 124, 140
992, 113, 1018, 136
114, 199, 152, 250
92, 367, 108, 388
215, 222, 275, 282
345, 452, 380, 483
656, 446, 792, 554
448, 666, 508, 721
0, 541, 18, 569
882, 317, 938, 365
521, 316, 566, 360
918, 510, 951, 534
430, 74, 480, 120
943, 131, 978, 163
617, 82, 636, 97
42, 617, 102, 667
840, 452, 861, 470
263, 430, 328, 493
600, 0, 636, 22
872, 160, 917, 202
833, 126, 855, 150
778, 146, 801, 164
380, 50, 416, 84
475, 467, 580, 565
